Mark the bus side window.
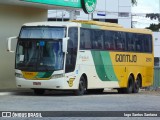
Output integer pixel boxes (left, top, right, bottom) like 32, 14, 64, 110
127, 33, 135, 52
115, 32, 125, 51
92, 30, 104, 50
80, 28, 91, 49
136, 43, 141, 52
135, 34, 143, 52
104, 31, 115, 50
143, 35, 152, 53
80, 32, 85, 49
104, 41, 110, 50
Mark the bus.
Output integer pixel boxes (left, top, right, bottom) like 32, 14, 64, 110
7, 20, 154, 95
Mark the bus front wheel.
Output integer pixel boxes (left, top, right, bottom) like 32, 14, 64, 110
74, 76, 87, 96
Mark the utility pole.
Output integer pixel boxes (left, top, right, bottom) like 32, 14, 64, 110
91, 13, 93, 20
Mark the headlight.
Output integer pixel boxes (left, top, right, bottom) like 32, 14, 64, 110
15, 73, 23, 78
51, 74, 64, 79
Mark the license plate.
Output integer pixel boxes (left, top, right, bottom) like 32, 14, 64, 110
33, 82, 41, 85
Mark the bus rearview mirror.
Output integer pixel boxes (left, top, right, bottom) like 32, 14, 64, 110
7, 36, 17, 53
62, 37, 69, 53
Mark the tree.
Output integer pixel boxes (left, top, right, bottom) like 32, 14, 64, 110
132, 0, 137, 6
146, 14, 160, 31
146, 23, 160, 31
146, 13, 160, 22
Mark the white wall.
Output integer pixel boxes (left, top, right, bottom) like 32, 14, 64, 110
153, 32, 160, 57
0, 5, 47, 89
118, 0, 131, 28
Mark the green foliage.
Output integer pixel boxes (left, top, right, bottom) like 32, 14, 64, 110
146, 14, 160, 31
132, 0, 137, 6
146, 23, 160, 31
146, 13, 160, 21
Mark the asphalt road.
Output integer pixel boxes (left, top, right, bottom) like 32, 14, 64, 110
0, 90, 160, 120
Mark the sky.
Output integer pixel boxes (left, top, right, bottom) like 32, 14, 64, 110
132, 0, 159, 28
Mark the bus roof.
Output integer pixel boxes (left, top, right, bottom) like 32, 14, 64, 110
23, 21, 78, 27
71, 20, 123, 28
23, 20, 152, 34
71, 20, 152, 34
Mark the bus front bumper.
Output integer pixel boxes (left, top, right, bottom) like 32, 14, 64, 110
16, 77, 77, 90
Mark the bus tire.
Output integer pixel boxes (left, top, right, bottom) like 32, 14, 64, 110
34, 89, 45, 95
74, 76, 87, 96
133, 77, 141, 93
124, 76, 134, 94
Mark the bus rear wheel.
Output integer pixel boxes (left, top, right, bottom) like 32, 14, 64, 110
133, 77, 141, 93
74, 76, 87, 96
123, 76, 134, 94
33, 89, 45, 95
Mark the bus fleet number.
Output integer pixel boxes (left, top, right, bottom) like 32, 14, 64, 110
146, 58, 152, 62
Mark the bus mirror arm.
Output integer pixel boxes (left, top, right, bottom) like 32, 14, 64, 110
7, 36, 17, 53
62, 37, 69, 53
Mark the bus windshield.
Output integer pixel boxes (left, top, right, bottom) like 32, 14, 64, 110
16, 27, 65, 71
20, 27, 65, 39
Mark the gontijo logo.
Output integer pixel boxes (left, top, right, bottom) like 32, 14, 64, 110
81, 0, 97, 14
115, 54, 137, 63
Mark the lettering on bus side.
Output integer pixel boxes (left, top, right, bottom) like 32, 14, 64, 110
115, 54, 137, 63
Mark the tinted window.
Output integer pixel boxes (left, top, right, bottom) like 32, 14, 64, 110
126, 33, 135, 51
143, 35, 152, 53
65, 27, 78, 73
115, 32, 125, 51
80, 28, 152, 53
134, 34, 144, 52
92, 30, 104, 49
104, 31, 116, 50
80, 28, 92, 49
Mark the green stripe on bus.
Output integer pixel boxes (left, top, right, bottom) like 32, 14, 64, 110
37, 72, 53, 78
91, 51, 118, 81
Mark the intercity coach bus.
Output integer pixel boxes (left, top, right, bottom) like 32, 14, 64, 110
7, 20, 154, 95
